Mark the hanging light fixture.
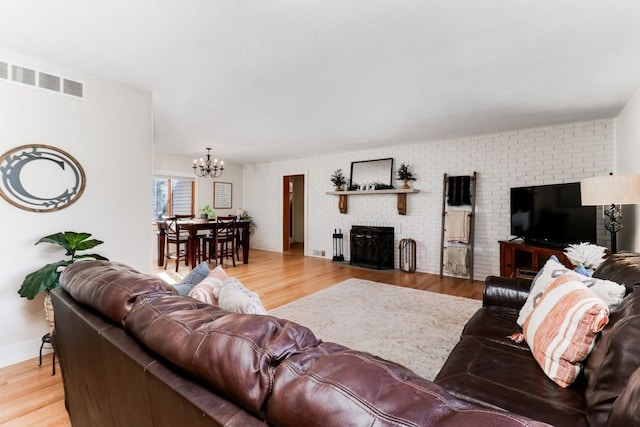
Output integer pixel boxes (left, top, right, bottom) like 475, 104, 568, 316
193, 147, 224, 178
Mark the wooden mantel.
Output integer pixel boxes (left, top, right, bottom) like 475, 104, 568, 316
325, 188, 420, 215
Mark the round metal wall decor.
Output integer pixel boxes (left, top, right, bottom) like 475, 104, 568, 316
0, 144, 86, 212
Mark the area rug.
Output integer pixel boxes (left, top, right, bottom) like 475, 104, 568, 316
270, 278, 481, 381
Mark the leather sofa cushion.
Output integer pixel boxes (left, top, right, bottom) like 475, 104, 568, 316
482, 276, 532, 309
584, 288, 640, 426
594, 251, 640, 293
434, 335, 587, 427
268, 341, 550, 427
461, 305, 529, 351
59, 260, 176, 325
607, 366, 640, 426
124, 295, 320, 419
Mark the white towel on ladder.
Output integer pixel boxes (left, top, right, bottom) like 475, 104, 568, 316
446, 210, 470, 243
445, 247, 468, 275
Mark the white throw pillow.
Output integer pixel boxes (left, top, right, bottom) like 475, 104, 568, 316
218, 277, 267, 314
517, 256, 625, 327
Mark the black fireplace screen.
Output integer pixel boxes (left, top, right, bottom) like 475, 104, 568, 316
350, 226, 394, 269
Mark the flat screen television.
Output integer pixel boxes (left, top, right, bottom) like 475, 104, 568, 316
510, 182, 597, 247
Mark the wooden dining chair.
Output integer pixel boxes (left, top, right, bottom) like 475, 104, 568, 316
214, 215, 237, 267
163, 216, 190, 272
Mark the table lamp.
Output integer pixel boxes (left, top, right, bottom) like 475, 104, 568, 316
580, 174, 640, 253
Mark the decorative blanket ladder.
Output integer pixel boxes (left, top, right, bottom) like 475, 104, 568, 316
439, 172, 477, 281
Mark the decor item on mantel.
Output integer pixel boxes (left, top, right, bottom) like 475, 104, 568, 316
18, 231, 108, 332
581, 173, 640, 253
193, 147, 224, 178
397, 163, 417, 189
330, 168, 346, 190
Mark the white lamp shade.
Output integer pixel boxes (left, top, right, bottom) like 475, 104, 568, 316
581, 174, 640, 206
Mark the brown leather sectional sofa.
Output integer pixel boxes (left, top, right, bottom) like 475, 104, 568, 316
52, 260, 548, 426
435, 251, 640, 426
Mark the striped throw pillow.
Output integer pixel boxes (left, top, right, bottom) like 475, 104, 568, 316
522, 272, 609, 388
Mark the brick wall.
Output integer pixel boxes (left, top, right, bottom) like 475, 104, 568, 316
243, 119, 614, 280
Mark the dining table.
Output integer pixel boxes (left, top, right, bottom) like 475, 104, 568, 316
156, 219, 251, 269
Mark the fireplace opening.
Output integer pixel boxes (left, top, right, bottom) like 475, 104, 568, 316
350, 226, 394, 269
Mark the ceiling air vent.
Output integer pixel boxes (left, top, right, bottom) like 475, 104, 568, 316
63, 79, 83, 98
39, 72, 61, 92
0, 61, 7, 79
12, 65, 36, 86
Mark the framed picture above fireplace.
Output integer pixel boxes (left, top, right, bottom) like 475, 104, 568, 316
349, 158, 394, 189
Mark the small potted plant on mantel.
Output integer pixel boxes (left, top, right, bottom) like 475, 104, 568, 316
397, 163, 417, 189
331, 169, 347, 191
18, 231, 108, 332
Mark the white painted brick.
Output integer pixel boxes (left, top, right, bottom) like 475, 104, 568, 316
243, 119, 615, 281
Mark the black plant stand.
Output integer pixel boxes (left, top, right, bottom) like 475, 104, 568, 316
39, 333, 56, 376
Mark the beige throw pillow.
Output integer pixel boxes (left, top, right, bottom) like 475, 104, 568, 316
218, 277, 267, 314
521, 273, 609, 387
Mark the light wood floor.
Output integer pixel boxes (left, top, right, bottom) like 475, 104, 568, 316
1, 249, 482, 426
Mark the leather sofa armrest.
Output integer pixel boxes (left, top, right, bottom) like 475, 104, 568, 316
482, 276, 533, 309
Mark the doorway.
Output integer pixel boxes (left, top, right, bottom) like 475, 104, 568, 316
282, 174, 305, 254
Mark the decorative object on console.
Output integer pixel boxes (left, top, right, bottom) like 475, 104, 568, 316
193, 147, 224, 178
330, 168, 346, 190
396, 163, 416, 189
564, 242, 607, 275
581, 173, 640, 253
0, 144, 86, 212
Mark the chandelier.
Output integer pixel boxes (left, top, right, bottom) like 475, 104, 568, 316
193, 147, 224, 178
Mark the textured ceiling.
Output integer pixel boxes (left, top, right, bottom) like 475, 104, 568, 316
1, 1, 640, 165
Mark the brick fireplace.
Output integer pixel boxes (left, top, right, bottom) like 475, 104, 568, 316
350, 225, 394, 269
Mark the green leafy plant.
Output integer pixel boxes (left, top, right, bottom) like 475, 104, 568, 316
199, 205, 216, 219
330, 169, 347, 189
240, 211, 257, 234
396, 163, 417, 181
18, 232, 108, 300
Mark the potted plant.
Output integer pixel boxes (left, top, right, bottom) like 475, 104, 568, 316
331, 169, 347, 191
240, 211, 257, 234
18, 231, 108, 332
200, 205, 215, 220
397, 163, 417, 189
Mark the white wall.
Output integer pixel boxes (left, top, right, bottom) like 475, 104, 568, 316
0, 50, 153, 367
614, 88, 640, 250
243, 119, 614, 281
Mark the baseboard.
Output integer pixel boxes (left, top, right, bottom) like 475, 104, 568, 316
0, 337, 52, 369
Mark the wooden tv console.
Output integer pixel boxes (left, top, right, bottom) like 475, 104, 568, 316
499, 240, 572, 279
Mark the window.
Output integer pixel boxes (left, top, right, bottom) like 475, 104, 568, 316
152, 177, 194, 221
